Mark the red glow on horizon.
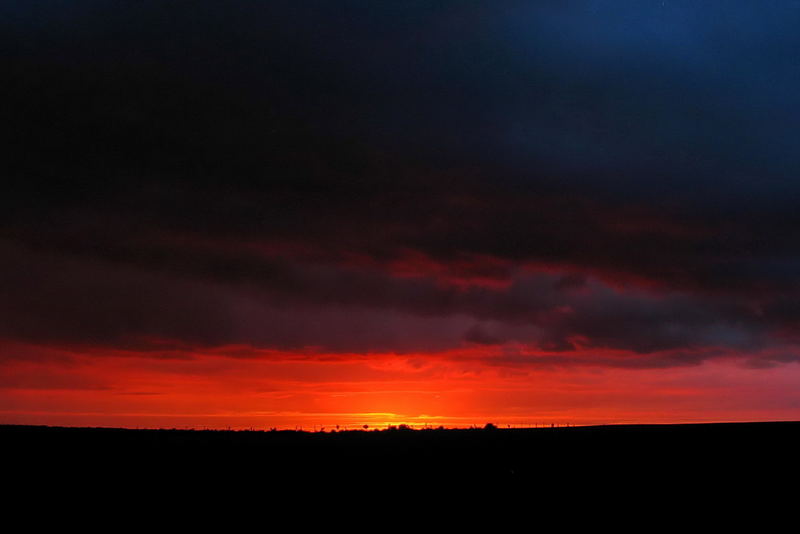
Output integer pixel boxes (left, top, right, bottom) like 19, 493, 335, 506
2, 341, 800, 430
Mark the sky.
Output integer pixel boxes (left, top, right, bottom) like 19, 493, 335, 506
3, 1, 800, 429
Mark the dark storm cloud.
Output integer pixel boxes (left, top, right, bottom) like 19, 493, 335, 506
3, 1, 800, 365
0, 239, 789, 360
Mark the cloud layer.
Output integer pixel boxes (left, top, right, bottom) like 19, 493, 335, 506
3, 1, 800, 371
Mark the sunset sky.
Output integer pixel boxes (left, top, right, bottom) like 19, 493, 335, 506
4, 1, 800, 429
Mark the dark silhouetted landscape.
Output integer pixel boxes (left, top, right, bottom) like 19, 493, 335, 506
6, 421, 799, 485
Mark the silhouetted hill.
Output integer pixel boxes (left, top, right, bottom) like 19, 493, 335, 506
5, 421, 799, 482
8, 422, 794, 522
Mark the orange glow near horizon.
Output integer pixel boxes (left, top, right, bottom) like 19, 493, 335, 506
3, 341, 800, 430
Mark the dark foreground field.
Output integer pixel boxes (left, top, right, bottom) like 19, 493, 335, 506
4, 421, 799, 487
5, 422, 797, 521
